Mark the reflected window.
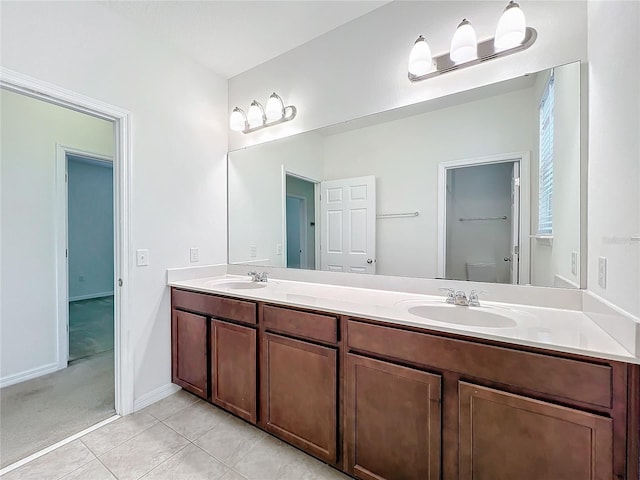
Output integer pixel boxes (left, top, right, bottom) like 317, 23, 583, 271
538, 70, 555, 235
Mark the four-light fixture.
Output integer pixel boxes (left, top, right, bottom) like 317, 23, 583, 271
230, 92, 297, 133
408, 1, 537, 82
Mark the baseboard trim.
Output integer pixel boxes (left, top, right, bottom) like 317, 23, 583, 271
69, 291, 114, 302
0, 362, 59, 389
134, 383, 181, 412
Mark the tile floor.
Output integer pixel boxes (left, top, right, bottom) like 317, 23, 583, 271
1, 390, 351, 480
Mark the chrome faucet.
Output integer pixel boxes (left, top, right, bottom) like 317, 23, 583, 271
439, 288, 456, 304
468, 290, 485, 307
248, 271, 268, 282
454, 291, 469, 306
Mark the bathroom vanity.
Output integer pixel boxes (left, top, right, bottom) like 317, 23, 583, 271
169, 275, 640, 480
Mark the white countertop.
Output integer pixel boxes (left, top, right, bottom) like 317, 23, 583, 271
169, 274, 638, 364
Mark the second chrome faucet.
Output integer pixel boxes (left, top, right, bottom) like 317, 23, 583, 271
440, 288, 483, 307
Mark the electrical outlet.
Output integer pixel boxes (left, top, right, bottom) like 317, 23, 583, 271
598, 257, 607, 289
276, 243, 282, 255
571, 252, 578, 276
136, 249, 149, 267
190, 247, 199, 263
250, 245, 257, 258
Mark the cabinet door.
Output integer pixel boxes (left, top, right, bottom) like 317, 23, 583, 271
262, 333, 337, 464
172, 309, 208, 398
345, 353, 441, 480
211, 319, 257, 423
459, 382, 613, 480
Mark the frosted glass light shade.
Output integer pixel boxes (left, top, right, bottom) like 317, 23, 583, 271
450, 19, 478, 64
408, 36, 434, 77
265, 93, 285, 122
495, 1, 526, 50
247, 101, 265, 128
229, 107, 246, 132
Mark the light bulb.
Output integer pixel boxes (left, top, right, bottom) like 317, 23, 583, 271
495, 1, 526, 50
265, 92, 285, 122
229, 107, 246, 132
408, 36, 434, 77
246, 101, 265, 128
450, 19, 478, 64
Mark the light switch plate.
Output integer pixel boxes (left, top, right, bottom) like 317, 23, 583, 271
598, 256, 607, 289
190, 247, 199, 263
136, 249, 149, 267
250, 245, 257, 258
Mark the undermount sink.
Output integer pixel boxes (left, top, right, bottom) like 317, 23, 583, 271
402, 302, 517, 328
208, 281, 268, 290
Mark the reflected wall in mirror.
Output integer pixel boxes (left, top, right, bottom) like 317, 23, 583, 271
228, 61, 582, 288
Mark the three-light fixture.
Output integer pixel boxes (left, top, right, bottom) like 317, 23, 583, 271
230, 92, 297, 133
408, 1, 537, 82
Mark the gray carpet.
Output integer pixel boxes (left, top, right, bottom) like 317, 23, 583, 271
0, 350, 115, 468
69, 296, 114, 362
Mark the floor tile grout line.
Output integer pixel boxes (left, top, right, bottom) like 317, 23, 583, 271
89, 417, 161, 459
95, 455, 120, 480
133, 442, 191, 480
145, 397, 202, 422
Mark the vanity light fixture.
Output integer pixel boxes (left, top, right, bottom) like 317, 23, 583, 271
230, 92, 297, 134
408, 1, 536, 82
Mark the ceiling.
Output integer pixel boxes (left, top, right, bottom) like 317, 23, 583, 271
104, 0, 390, 78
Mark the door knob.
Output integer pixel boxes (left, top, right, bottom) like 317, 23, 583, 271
367, 258, 373, 264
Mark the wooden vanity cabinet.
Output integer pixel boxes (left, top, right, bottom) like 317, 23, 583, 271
171, 288, 639, 480
344, 353, 441, 480
171, 309, 208, 399
458, 382, 614, 480
171, 288, 258, 416
261, 305, 339, 464
211, 319, 257, 423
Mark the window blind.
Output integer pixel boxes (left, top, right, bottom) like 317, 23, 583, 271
538, 71, 554, 235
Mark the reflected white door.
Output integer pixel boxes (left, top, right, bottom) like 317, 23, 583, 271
510, 163, 521, 284
320, 176, 376, 273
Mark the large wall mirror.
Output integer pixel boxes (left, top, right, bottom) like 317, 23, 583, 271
228, 61, 583, 289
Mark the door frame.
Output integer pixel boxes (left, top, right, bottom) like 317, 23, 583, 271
57, 148, 114, 367
281, 167, 320, 270
1, 67, 134, 415
437, 152, 531, 285
285, 193, 308, 269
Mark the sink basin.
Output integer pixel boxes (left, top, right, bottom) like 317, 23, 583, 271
209, 281, 268, 290
406, 304, 517, 328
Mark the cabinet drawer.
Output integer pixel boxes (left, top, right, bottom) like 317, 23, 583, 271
347, 320, 613, 408
172, 289, 256, 325
263, 305, 338, 344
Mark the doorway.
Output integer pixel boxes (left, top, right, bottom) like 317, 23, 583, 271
285, 173, 318, 270
66, 154, 114, 363
437, 153, 531, 285
0, 68, 132, 471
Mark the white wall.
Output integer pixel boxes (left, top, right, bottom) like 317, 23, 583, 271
0, 90, 114, 384
229, 1, 588, 151
587, 0, 640, 317
1, 1, 228, 401
68, 157, 114, 300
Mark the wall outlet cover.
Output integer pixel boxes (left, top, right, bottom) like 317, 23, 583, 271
276, 243, 282, 255
190, 247, 199, 263
598, 256, 607, 289
571, 251, 578, 276
250, 245, 257, 258
136, 249, 149, 267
